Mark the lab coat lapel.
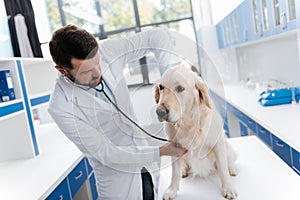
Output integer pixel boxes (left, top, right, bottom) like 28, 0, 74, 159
102, 68, 132, 117
58, 75, 112, 117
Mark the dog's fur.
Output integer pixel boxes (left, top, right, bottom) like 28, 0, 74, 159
154, 66, 238, 200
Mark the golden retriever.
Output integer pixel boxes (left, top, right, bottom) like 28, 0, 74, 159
154, 66, 238, 199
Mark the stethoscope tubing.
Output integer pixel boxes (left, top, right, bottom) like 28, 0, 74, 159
94, 81, 168, 142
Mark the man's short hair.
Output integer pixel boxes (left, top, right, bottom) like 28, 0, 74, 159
49, 24, 99, 70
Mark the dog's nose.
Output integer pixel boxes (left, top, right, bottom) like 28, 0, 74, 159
156, 105, 169, 121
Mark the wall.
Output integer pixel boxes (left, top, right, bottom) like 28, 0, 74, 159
237, 33, 300, 86
210, 0, 245, 24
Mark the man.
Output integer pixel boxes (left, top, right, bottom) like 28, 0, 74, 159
48, 24, 186, 200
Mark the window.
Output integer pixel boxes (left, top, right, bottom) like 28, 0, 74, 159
137, 0, 192, 25
37, 0, 196, 87
100, 0, 136, 31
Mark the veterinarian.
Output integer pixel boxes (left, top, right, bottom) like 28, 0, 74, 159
48, 24, 187, 200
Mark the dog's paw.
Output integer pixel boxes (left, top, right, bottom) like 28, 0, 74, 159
222, 185, 238, 199
229, 166, 238, 176
163, 187, 177, 200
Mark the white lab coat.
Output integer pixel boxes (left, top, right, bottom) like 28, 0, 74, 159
48, 28, 180, 200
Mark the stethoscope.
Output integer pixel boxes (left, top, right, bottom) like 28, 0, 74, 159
68, 76, 169, 142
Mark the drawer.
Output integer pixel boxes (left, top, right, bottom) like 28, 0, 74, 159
46, 178, 71, 200
257, 125, 271, 147
89, 173, 99, 200
244, 116, 257, 133
291, 148, 300, 174
68, 159, 88, 197
272, 135, 292, 166
85, 158, 93, 175
239, 122, 248, 137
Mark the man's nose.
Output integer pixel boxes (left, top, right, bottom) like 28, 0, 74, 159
156, 105, 169, 120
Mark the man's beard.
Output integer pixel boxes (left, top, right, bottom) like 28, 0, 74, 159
67, 74, 101, 88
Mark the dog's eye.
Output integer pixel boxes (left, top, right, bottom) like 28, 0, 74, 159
175, 85, 185, 93
159, 84, 164, 90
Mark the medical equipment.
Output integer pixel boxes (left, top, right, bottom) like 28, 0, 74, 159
94, 80, 168, 142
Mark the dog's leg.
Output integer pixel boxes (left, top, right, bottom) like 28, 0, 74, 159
163, 157, 183, 200
214, 139, 238, 199
181, 159, 190, 178
226, 141, 238, 176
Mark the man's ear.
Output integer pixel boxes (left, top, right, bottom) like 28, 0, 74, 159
55, 65, 68, 76
195, 77, 212, 109
154, 84, 160, 104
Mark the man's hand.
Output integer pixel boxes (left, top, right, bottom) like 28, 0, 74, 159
159, 142, 187, 157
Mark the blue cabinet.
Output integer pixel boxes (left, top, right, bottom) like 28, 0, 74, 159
272, 134, 292, 166
216, 0, 300, 49
68, 159, 88, 197
239, 122, 248, 136
46, 178, 71, 200
291, 148, 300, 174
89, 173, 98, 200
46, 157, 99, 200
257, 124, 272, 147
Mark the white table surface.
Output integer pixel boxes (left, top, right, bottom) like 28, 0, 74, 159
0, 123, 83, 200
158, 136, 300, 200
211, 84, 300, 152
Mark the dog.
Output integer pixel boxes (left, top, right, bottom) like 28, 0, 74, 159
154, 66, 238, 200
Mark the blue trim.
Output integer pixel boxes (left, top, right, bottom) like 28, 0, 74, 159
0, 102, 23, 117
30, 94, 50, 107
17, 61, 39, 156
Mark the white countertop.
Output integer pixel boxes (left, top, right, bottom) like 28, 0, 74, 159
0, 124, 83, 200
0, 123, 299, 200
210, 84, 300, 152
158, 136, 300, 200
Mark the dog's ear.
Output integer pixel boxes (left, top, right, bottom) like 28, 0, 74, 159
154, 84, 160, 104
195, 77, 212, 109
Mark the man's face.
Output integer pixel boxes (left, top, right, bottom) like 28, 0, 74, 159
67, 52, 102, 88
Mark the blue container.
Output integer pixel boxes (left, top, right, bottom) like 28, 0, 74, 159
259, 88, 292, 99
0, 70, 16, 101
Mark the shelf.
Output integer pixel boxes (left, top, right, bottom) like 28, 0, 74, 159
30, 93, 51, 108
0, 99, 23, 118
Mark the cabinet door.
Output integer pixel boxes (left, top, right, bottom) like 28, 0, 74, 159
89, 173, 99, 200
239, 0, 255, 42
216, 22, 225, 49
257, 124, 272, 147
284, 0, 297, 30
271, 0, 292, 33
251, 0, 264, 39
260, 0, 273, 37
272, 134, 292, 166
239, 122, 248, 137
291, 148, 300, 174
68, 159, 88, 197
46, 178, 71, 200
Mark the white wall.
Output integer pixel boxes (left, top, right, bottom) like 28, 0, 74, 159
237, 34, 300, 85
210, 0, 245, 24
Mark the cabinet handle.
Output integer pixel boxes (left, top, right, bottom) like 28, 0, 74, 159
280, 12, 287, 30
59, 195, 63, 200
276, 141, 285, 148
260, 128, 267, 134
248, 120, 254, 125
75, 171, 83, 180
